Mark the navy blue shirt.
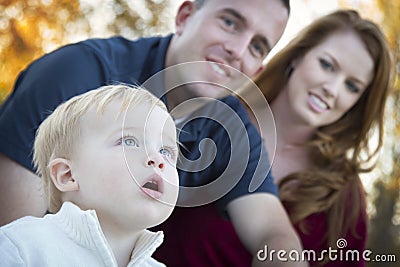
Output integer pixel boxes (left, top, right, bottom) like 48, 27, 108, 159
0, 35, 277, 211
0, 35, 170, 171
174, 94, 277, 209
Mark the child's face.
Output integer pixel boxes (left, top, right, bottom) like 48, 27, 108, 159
69, 99, 179, 231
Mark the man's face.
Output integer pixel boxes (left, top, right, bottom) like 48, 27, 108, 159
166, 0, 289, 103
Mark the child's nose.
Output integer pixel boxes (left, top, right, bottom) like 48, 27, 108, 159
146, 154, 165, 170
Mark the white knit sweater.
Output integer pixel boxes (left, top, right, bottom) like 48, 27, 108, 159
0, 202, 165, 267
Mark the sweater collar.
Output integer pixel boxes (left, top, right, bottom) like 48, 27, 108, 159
50, 202, 164, 266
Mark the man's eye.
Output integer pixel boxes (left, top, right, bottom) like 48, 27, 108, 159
220, 16, 237, 33
250, 41, 267, 58
224, 18, 234, 28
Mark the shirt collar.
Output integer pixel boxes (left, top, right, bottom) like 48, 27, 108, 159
50, 202, 164, 266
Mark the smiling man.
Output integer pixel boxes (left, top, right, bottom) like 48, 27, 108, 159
164, 0, 288, 108
0, 0, 305, 266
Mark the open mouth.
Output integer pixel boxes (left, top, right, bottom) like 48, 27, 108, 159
141, 174, 163, 200
143, 180, 159, 191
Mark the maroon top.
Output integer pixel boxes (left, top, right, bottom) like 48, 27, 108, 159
153, 200, 367, 266
153, 203, 252, 267
294, 210, 367, 266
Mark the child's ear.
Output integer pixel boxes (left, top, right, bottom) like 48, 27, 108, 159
48, 158, 79, 192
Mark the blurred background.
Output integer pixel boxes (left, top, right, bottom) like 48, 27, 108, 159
0, 0, 399, 265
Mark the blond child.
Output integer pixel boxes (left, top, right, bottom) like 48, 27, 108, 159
0, 85, 179, 267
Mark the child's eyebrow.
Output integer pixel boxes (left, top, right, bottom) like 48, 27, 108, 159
107, 126, 141, 138
162, 134, 178, 147
120, 126, 141, 132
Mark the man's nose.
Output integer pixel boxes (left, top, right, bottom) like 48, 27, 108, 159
223, 34, 252, 61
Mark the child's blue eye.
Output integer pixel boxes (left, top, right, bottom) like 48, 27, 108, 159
121, 137, 139, 147
124, 139, 136, 146
159, 148, 171, 157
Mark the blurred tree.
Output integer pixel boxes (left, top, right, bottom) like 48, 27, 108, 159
367, 1, 400, 266
368, 178, 400, 266
0, 0, 84, 102
0, 0, 175, 103
106, 0, 175, 38
339, 0, 400, 265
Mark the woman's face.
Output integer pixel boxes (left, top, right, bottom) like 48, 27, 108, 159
284, 30, 374, 128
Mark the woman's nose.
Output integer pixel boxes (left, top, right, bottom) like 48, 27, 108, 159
323, 77, 342, 98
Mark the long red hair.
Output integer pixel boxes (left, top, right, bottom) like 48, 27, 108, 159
253, 10, 394, 247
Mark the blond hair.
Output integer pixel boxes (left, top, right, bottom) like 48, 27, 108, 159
33, 84, 168, 213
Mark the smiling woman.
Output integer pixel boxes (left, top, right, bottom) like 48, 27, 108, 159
281, 30, 374, 127
245, 9, 394, 266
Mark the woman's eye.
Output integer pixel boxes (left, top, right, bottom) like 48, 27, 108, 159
319, 58, 334, 72
345, 80, 360, 93
122, 137, 138, 147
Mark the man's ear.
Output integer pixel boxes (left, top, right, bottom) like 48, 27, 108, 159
48, 158, 79, 192
175, 1, 196, 35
